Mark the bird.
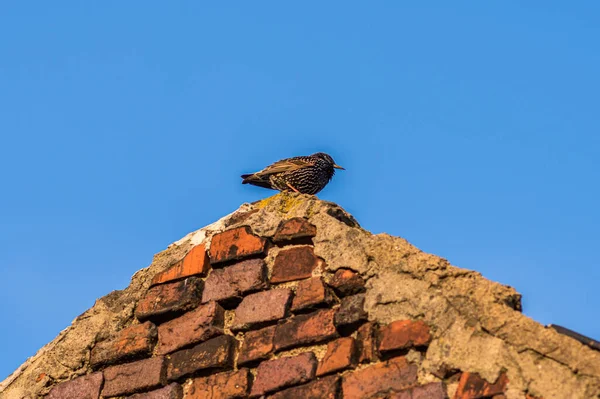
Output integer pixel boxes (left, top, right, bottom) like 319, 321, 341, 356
241, 152, 345, 195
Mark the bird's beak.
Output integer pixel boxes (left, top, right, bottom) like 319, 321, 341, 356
333, 164, 345, 170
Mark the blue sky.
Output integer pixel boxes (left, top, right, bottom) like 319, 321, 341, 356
1, 2, 599, 379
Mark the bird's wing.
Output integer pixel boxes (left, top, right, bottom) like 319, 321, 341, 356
255, 158, 314, 177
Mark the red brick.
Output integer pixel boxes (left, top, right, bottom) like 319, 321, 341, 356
454, 372, 508, 399
274, 309, 338, 351
328, 268, 365, 296
135, 277, 203, 322
378, 320, 432, 353
166, 335, 236, 381
184, 369, 251, 399
291, 277, 333, 312
232, 288, 292, 331
102, 356, 166, 397
269, 375, 340, 399
334, 293, 368, 329
273, 217, 317, 243
250, 352, 317, 397
271, 246, 323, 283
129, 383, 183, 399
389, 382, 446, 399
202, 259, 267, 304
317, 337, 357, 376
238, 325, 276, 366
156, 301, 224, 355
90, 321, 156, 368
341, 356, 418, 399
209, 226, 268, 264
46, 372, 103, 399
152, 245, 211, 286
356, 322, 378, 363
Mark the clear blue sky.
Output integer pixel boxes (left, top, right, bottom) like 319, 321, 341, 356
1, 2, 599, 379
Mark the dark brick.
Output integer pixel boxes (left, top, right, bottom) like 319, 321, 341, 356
238, 325, 276, 366
316, 337, 357, 376
46, 372, 103, 399
129, 383, 183, 399
356, 322, 378, 363
166, 335, 236, 381
274, 309, 338, 351
341, 356, 418, 399
209, 226, 268, 264
202, 259, 267, 304
273, 217, 317, 244
135, 277, 203, 322
90, 321, 157, 368
328, 268, 365, 296
334, 293, 368, 330
151, 245, 211, 286
271, 246, 323, 283
156, 301, 224, 355
250, 352, 317, 397
232, 289, 292, 331
184, 369, 251, 399
378, 320, 432, 353
389, 382, 446, 399
291, 277, 333, 312
269, 375, 339, 399
454, 372, 509, 399
102, 356, 166, 397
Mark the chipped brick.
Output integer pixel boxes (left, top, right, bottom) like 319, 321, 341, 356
328, 268, 365, 296
238, 325, 276, 366
273, 217, 317, 244
129, 383, 183, 399
334, 293, 368, 330
135, 277, 203, 322
250, 352, 317, 397
342, 356, 418, 399
184, 369, 251, 399
389, 382, 446, 399
378, 320, 432, 353
232, 289, 292, 331
209, 226, 268, 264
202, 259, 267, 304
274, 308, 338, 351
269, 375, 340, 399
356, 322, 378, 363
271, 246, 323, 283
166, 335, 236, 381
454, 372, 509, 399
90, 321, 156, 368
291, 277, 333, 312
151, 245, 211, 286
316, 337, 357, 376
102, 356, 165, 397
156, 301, 224, 355
46, 372, 103, 399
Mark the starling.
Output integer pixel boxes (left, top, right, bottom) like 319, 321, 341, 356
241, 152, 345, 195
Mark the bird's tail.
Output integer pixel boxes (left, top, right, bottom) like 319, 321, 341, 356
240, 173, 274, 189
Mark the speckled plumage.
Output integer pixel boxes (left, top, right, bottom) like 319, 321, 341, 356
241, 152, 344, 195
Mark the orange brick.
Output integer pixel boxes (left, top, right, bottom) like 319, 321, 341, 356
291, 277, 333, 312
238, 325, 276, 366
271, 246, 323, 283
316, 337, 357, 376
273, 217, 317, 243
454, 372, 509, 399
90, 321, 156, 368
209, 226, 268, 264
151, 245, 210, 286
135, 277, 203, 322
250, 352, 317, 397
102, 357, 166, 397
378, 320, 431, 352
232, 289, 292, 331
185, 369, 250, 399
274, 309, 338, 351
46, 373, 103, 399
342, 356, 418, 399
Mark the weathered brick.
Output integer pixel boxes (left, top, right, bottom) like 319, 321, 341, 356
238, 325, 276, 366
269, 375, 339, 399
274, 309, 338, 351
90, 321, 156, 368
273, 217, 317, 244
46, 372, 103, 399
156, 301, 224, 355
151, 245, 210, 286
341, 356, 418, 399
102, 356, 165, 397
356, 322, 378, 363
250, 352, 317, 397
328, 268, 365, 296
316, 337, 357, 376
166, 335, 236, 381
202, 259, 267, 304
334, 293, 368, 330
454, 372, 508, 399
378, 320, 431, 353
271, 246, 323, 283
135, 277, 203, 322
232, 288, 292, 331
129, 383, 183, 399
389, 382, 446, 399
184, 368, 251, 399
291, 277, 333, 312
209, 226, 268, 264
